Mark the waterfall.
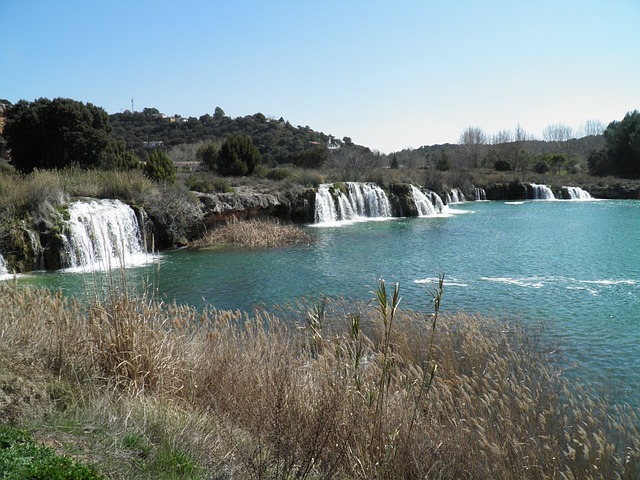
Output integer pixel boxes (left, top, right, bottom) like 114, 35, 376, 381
411, 186, 438, 216
314, 185, 338, 223
449, 188, 466, 203
563, 186, 592, 200
474, 188, 487, 201
430, 191, 445, 212
61, 198, 149, 271
22, 221, 44, 270
529, 183, 555, 200
346, 182, 392, 218
314, 183, 392, 223
0, 253, 9, 279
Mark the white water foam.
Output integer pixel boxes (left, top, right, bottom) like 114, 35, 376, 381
578, 279, 637, 286
414, 277, 469, 287
480, 277, 546, 288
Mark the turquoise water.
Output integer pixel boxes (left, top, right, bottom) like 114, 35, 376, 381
16, 200, 640, 404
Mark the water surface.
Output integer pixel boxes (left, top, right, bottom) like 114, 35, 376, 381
17, 200, 640, 404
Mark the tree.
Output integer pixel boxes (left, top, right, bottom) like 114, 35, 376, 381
542, 123, 574, 142
577, 119, 605, 138
459, 126, 486, 167
603, 110, 640, 178
142, 107, 160, 116
293, 146, 328, 169
436, 151, 451, 171
144, 149, 176, 183
588, 111, 640, 177
4, 97, 112, 173
214, 107, 226, 120
99, 140, 140, 171
217, 135, 261, 176
197, 142, 220, 170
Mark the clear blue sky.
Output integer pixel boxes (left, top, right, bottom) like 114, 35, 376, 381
2, 0, 639, 153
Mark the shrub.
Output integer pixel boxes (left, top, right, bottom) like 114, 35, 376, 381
143, 149, 176, 184
185, 174, 233, 194
196, 142, 219, 171
217, 135, 261, 176
495, 159, 512, 171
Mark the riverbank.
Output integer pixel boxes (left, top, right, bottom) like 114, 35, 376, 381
1, 280, 639, 478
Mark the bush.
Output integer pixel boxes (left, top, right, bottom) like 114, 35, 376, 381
185, 174, 233, 194
494, 159, 512, 171
266, 167, 292, 181
533, 160, 550, 174
217, 135, 261, 176
196, 142, 219, 171
143, 149, 176, 183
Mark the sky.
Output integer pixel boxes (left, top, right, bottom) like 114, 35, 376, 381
1, 0, 639, 153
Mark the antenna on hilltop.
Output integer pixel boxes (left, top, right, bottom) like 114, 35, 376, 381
131, 98, 134, 112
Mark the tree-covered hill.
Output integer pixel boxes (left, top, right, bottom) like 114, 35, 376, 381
109, 107, 360, 167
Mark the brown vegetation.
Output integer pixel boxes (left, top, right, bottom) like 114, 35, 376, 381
191, 216, 313, 250
1, 277, 639, 478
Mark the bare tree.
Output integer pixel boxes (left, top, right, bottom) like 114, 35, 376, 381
543, 123, 574, 142
459, 126, 486, 167
491, 129, 513, 145
576, 119, 605, 138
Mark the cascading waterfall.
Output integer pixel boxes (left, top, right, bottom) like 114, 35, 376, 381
430, 191, 445, 212
314, 183, 392, 223
346, 182, 392, 218
411, 186, 437, 216
529, 183, 555, 200
475, 188, 487, 201
314, 185, 338, 223
0, 253, 9, 279
563, 186, 592, 200
61, 198, 149, 271
449, 188, 466, 203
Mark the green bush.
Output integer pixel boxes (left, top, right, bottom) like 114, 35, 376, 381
185, 174, 233, 193
144, 149, 176, 183
494, 159, 512, 171
217, 135, 261, 176
266, 167, 292, 181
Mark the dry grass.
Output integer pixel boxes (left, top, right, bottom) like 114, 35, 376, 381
1, 278, 639, 479
192, 216, 313, 250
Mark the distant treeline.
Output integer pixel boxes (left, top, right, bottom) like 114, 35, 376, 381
1, 97, 639, 179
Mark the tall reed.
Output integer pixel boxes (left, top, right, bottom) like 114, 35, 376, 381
1, 278, 639, 479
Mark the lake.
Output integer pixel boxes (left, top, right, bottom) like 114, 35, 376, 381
15, 199, 640, 405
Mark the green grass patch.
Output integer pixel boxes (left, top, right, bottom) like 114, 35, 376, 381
0, 425, 102, 479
